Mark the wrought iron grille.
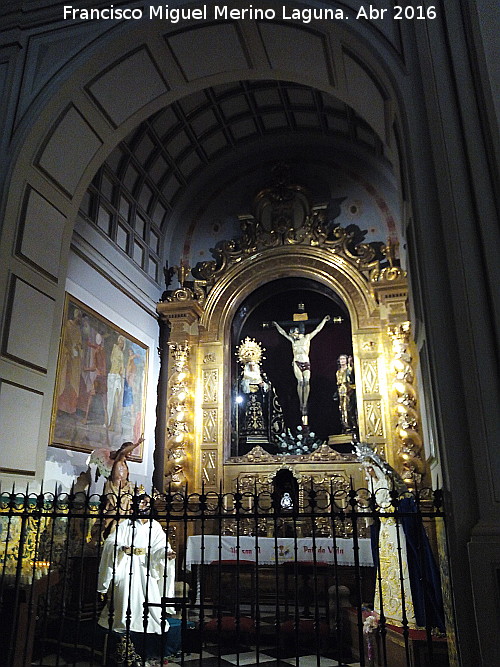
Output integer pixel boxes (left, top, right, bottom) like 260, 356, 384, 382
0, 483, 449, 667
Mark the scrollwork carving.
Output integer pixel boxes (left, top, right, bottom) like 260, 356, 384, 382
228, 444, 349, 465
191, 173, 384, 285
370, 240, 406, 288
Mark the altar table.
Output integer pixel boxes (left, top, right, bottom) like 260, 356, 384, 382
185, 535, 374, 616
186, 535, 373, 568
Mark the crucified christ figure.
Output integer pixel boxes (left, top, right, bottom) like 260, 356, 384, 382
272, 315, 330, 420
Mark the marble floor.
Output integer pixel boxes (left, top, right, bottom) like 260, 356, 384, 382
30, 610, 363, 666
33, 652, 362, 667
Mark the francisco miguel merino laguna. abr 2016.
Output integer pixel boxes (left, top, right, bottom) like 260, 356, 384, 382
62, 4, 352, 23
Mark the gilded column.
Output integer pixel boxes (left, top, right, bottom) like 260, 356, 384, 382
388, 321, 424, 487
157, 299, 203, 490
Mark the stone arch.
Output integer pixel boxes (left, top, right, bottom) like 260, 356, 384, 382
4, 14, 411, 272
0, 12, 421, 483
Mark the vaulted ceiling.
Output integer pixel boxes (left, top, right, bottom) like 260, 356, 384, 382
81, 79, 397, 284
101, 79, 385, 224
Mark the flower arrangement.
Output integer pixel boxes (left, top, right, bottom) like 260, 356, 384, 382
363, 613, 379, 634
275, 425, 324, 455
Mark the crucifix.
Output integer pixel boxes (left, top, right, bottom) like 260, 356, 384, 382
263, 304, 342, 425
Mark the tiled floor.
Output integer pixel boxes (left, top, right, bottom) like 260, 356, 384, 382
34, 655, 362, 667
34, 639, 362, 667
31, 612, 362, 666
170, 649, 362, 666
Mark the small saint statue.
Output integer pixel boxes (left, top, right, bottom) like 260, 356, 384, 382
87, 436, 144, 538
236, 338, 269, 441
280, 491, 293, 511
335, 354, 357, 434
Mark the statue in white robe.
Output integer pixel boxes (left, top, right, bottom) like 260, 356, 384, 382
355, 442, 445, 632
97, 515, 176, 635
362, 458, 418, 627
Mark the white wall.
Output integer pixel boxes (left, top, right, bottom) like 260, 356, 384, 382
44, 244, 161, 495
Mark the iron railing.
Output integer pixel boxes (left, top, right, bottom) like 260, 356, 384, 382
0, 484, 449, 667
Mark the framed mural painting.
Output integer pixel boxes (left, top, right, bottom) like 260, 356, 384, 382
50, 294, 148, 460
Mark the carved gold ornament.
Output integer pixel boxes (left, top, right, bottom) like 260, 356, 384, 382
388, 322, 423, 487
236, 337, 265, 364
164, 342, 191, 486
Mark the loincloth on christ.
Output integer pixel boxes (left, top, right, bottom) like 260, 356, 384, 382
295, 360, 311, 372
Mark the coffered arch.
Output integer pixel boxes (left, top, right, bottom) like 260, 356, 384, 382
4, 11, 410, 279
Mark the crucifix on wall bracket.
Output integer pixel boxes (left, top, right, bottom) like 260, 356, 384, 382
263, 304, 342, 425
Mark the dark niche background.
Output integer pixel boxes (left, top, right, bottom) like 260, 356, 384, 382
231, 277, 353, 453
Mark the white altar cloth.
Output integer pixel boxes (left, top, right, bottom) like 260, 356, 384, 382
186, 535, 373, 568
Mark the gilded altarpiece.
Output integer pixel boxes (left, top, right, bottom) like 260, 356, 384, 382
157, 181, 426, 495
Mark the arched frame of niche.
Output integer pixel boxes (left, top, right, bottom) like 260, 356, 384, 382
195, 244, 394, 480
